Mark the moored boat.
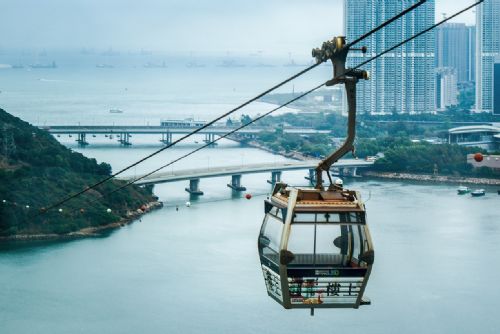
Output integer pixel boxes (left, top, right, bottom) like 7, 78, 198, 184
457, 186, 471, 195
471, 189, 486, 197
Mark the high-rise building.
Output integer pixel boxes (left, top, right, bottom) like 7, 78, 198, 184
475, 0, 500, 113
466, 25, 476, 82
344, 0, 435, 115
436, 23, 468, 83
436, 23, 476, 84
494, 58, 500, 115
436, 67, 458, 111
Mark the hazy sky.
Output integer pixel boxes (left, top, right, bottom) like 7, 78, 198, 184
0, 0, 477, 56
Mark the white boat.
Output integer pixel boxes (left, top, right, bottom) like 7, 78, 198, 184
457, 186, 471, 195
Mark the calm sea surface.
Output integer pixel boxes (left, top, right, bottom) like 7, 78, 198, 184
0, 60, 499, 333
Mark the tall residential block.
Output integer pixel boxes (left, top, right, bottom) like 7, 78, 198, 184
467, 25, 476, 82
436, 23, 473, 83
494, 58, 500, 115
436, 67, 458, 111
344, 0, 435, 115
476, 0, 500, 113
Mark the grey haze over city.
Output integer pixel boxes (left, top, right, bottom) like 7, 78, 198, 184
0, 0, 475, 56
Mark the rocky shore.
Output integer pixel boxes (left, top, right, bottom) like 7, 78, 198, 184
0, 201, 163, 242
363, 171, 500, 186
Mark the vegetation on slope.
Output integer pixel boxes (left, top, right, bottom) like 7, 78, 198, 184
0, 109, 154, 237
244, 124, 498, 179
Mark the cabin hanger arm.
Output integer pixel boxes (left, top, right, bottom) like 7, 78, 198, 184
311, 37, 369, 189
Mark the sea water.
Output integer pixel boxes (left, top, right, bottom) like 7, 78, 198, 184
0, 57, 499, 334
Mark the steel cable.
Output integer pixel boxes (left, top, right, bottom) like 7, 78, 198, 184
36, 0, 440, 214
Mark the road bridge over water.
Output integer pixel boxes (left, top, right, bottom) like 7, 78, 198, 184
121, 159, 374, 195
41, 124, 329, 145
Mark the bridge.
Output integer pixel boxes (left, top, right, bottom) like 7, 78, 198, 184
121, 159, 374, 195
40, 124, 330, 146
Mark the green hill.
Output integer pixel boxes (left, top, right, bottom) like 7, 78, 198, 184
0, 108, 157, 238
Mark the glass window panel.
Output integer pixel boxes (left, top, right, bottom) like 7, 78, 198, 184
293, 213, 316, 222
316, 213, 329, 223
360, 226, 369, 254
315, 225, 342, 255
275, 208, 283, 219
260, 214, 283, 253
315, 225, 345, 265
288, 224, 314, 257
327, 213, 340, 223
351, 225, 361, 261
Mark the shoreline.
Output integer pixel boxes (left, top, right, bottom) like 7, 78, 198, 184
231, 137, 309, 161
240, 139, 500, 186
2, 142, 497, 243
0, 201, 163, 242
362, 171, 500, 186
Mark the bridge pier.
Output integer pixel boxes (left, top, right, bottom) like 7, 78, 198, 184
185, 179, 204, 195
204, 133, 218, 146
305, 168, 316, 185
76, 133, 88, 146
119, 133, 132, 146
227, 174, 246, 191
340, 167, 358, 177
161, 132, 172, 145
339, 167, 358, 177
267, 171, 282, 185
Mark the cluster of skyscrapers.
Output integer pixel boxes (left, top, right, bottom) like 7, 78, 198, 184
344, 0, 500, 115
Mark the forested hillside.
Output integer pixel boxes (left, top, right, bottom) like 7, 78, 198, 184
0, 108, 155, 237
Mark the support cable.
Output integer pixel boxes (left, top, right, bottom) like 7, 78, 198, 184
354, 0, 483, 71
35, 0, 439, 214
80, 84, 326, 204
39, 64, 320, 213
112, 0, 483, 194
346, 0, 427, 48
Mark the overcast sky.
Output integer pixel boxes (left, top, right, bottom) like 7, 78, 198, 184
0, 0, 477, 55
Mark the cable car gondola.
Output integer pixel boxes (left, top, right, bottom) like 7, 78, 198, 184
259, 181, 374, 310
258, 36, 374, 313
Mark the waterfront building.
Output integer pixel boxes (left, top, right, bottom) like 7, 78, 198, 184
436, 67, 458, 111
475, 0, 500, 113
344, 0, 435, 115
448, 124, 500, 151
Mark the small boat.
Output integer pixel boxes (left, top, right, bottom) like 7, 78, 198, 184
471, 189, 486, 197
457, 186, 471, 195
109, 109, 123, 113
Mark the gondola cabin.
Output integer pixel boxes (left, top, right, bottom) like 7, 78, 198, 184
258, 183, 374, 311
